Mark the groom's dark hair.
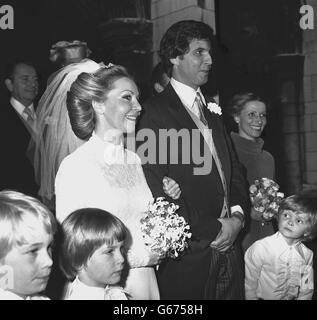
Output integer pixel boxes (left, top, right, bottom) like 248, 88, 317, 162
159, 20, 214, 77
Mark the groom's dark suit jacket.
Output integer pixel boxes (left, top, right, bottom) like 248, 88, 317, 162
137, 84, 248, 299
0, 100, 38, 196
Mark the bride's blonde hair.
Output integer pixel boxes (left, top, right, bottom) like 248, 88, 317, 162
66, 64, 132, 140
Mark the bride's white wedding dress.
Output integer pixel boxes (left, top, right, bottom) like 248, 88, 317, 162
55, 133, 159, 300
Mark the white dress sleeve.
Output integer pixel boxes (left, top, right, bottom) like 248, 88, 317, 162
127, 245, 152, 268
55, 156, 85, 223
123, 215, 154, 268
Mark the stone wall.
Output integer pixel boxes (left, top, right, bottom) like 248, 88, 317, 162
302, 0, 317, 188
150, 0, 216, 65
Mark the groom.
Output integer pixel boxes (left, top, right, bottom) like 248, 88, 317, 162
137, 20, 249, 299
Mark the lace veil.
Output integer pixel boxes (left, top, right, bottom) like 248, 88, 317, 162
33, 59, 103, 204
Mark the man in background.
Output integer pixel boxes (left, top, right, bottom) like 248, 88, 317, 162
1, 60, 39, 196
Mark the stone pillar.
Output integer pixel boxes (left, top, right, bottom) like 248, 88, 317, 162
302, 0, 317, 190
268, 54, 305, 195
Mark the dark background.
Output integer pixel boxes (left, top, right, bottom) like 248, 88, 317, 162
0, 0, 152, 100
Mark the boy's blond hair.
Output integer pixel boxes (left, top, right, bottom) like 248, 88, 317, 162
0, 190, 56, 260
278, 189, 317, 241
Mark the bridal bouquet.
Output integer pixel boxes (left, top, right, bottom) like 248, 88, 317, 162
140, 197, 192, 258
249, 177, 284, 220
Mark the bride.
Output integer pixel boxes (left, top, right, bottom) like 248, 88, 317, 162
54, 61, 180, 299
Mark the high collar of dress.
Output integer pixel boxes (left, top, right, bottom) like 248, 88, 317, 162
90, 132, 140, 165
230, 132, 264, 154
92, 131, 124, 147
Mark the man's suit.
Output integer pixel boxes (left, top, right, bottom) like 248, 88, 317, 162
137, 83, 248, 299
0, 101, 38, 197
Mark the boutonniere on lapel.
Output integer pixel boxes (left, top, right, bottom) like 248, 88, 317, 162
207, 102, 222, 115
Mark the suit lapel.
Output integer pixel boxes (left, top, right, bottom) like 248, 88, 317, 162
162, 86, 231, 185
163, 84, 198, 131
203, 96, 231, 185
8, 101, 33, 138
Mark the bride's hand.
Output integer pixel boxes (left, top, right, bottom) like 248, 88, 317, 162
250, 207, 273, 222
147, 250, 165, 266
163, 176, 181, 200
127, 246, 165, 268
250, 207, 264, 221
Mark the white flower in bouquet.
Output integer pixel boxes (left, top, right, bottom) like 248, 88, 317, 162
249, 177, 284, 220
140, 197, 192, 258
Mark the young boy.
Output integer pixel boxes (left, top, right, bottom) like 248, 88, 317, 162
59, 208, 129, 300
0, 190, 56, 300
245, 190, 317, 300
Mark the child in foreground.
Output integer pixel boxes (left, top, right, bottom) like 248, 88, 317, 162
60, 208, 129, 300
245, 190, 317, 300
0, 190, 56, 300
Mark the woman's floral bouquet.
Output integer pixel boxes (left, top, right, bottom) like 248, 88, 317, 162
140, 197, 192, 258
249, 177, 284, 220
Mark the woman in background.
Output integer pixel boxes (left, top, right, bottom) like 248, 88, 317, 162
227, 92, 276, 252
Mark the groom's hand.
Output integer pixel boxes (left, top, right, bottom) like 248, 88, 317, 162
210, 214, 243, 252
163, 176, 181, 200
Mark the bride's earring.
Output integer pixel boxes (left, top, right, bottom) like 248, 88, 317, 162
92, 100, 106, 115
